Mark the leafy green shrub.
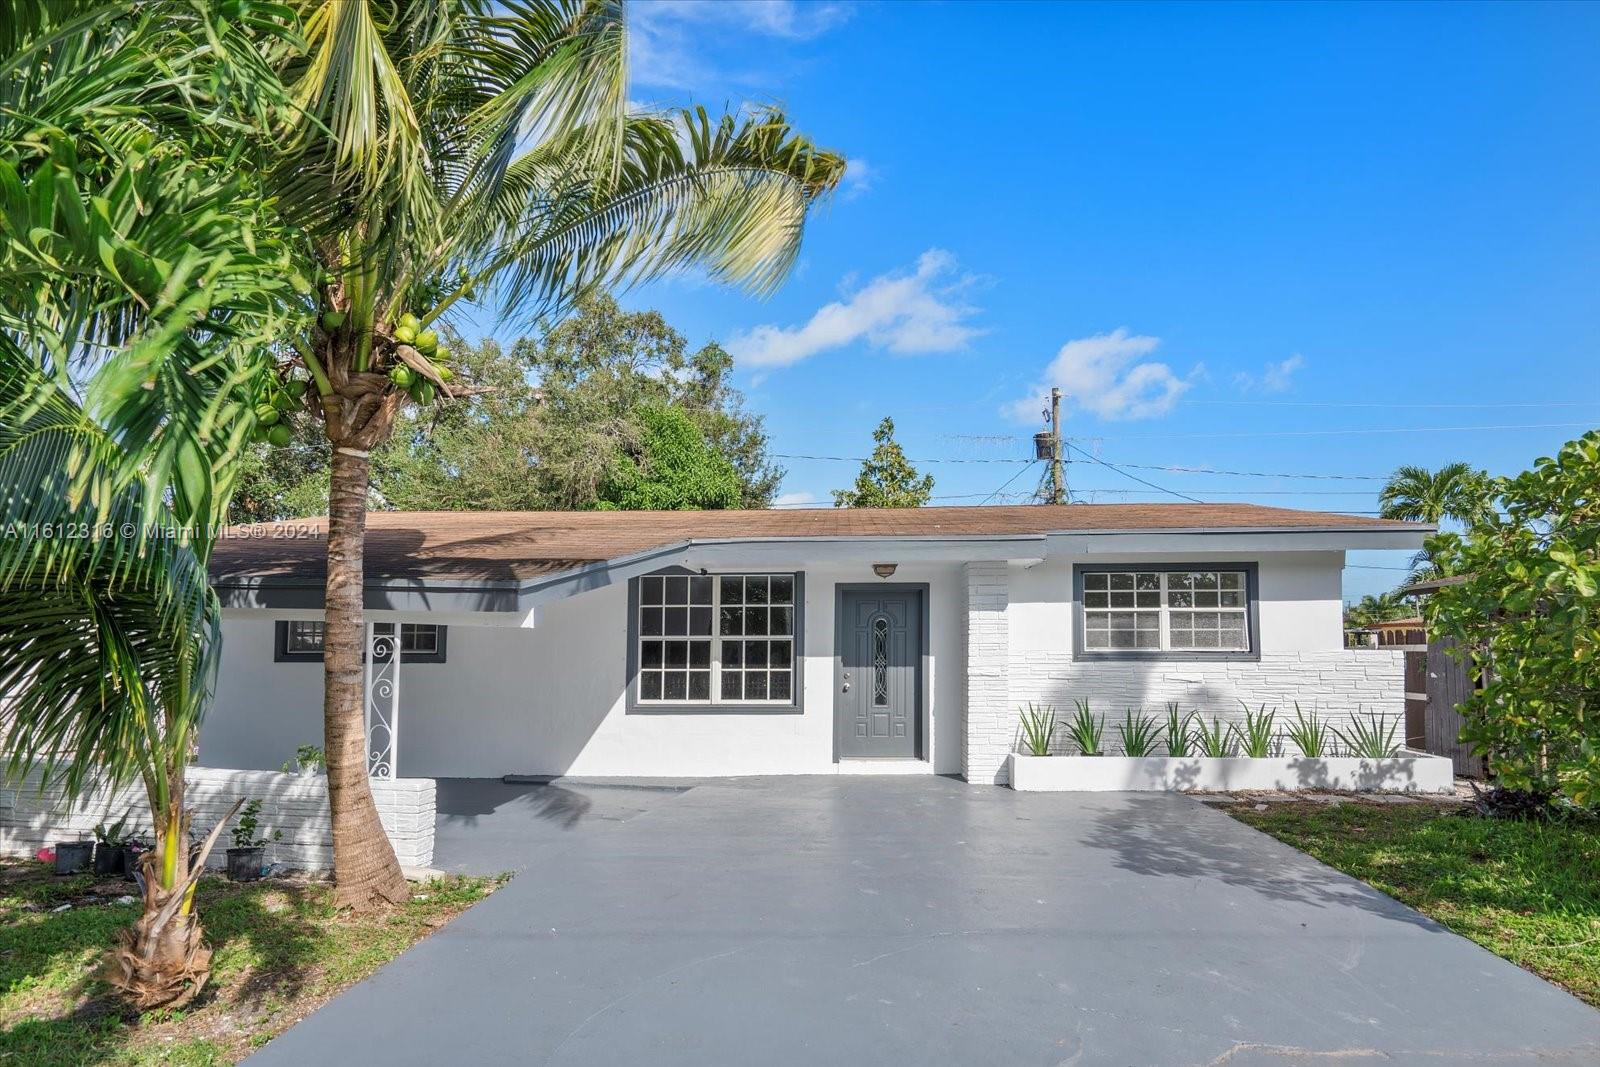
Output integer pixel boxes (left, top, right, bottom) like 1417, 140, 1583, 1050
1115, 709, 1164, 757
1065, 699, 1105, 756
1195, 716, 1236, 758
1427, 431, 1600, 807
1284, 702, 1331, 758
1164, 703, 1197, 756
1333, 709, 1400, 759
1230, 702, 1277, 758
1017, 703, 1057, 756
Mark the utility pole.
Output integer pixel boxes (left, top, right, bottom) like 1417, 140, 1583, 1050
1049, 387, 1065, 505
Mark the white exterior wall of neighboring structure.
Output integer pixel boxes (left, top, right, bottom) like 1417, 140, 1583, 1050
201, 558, 968, 779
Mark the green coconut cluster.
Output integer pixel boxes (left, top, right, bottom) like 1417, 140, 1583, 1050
385, 312, 454, 405
251, 375, 309, 448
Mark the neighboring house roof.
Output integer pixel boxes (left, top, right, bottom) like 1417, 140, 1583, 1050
211, 503, 1425, 586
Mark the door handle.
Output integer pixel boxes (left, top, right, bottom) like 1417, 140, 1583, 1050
842, 671, 850, 693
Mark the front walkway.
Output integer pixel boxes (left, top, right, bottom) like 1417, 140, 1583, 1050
248, 777, 1600, 1065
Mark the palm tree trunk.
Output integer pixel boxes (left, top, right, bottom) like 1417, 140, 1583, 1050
324, 444, 410, 910
105, 777, 240, 1009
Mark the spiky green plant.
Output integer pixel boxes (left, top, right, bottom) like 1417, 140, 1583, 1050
1116, 709, 1164, 757
1284, 702, 1332, 758
1230, 702, 1278, 758
1066, 699, 1105, 756
0, 2, 299, 1007
1195, 716, 1237, 758
1017, 703, 1057, 757
1334, 708, 1401, 759
1164, 702, 1197, 757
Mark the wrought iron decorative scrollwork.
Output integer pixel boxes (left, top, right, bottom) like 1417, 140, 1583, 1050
365, 628, 399, 778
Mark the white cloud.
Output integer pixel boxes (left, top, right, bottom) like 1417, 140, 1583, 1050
1233, 354, 1305, 394
728, 250, 983, 370
773, 491, 822, 507
840, 158, 874, 200
1007, 329, 1200, 422
631, 1, 854, 89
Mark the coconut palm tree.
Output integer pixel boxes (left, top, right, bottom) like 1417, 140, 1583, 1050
0, 2, 302, 1005
262, 0, 845, 909
1378, 463, 1491, 525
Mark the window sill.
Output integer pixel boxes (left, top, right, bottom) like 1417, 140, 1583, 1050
1074, 649, 1260, 663
627, 702, 803, 715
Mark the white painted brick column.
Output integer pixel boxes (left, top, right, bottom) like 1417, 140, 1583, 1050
963, 561, 1012, 784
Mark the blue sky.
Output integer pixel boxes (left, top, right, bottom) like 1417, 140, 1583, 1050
506, 1, 1600, 601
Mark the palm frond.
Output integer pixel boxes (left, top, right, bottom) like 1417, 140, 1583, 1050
466, 106, 844, 326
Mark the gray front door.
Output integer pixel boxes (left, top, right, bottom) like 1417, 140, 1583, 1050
837, 588, 922, 759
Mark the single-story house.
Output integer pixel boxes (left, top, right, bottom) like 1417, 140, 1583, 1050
201, 504, 1430, 784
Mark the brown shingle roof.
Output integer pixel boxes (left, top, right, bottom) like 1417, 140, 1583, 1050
209, 504, 1424, 586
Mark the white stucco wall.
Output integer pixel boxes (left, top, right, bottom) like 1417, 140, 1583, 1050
202, 558, 967, 779
199, 546, 1385, 784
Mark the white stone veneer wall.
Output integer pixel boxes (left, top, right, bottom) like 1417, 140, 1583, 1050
0, 767, 435, 871
963, 561, 1012, 785
1006, 650, 1406, 758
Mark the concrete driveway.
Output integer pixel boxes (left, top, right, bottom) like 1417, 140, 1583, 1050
247, 777, 1600, 1066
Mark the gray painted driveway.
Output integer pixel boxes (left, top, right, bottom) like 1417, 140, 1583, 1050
248, 778, 1600, 1066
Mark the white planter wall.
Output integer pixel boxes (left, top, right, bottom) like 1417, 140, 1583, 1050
0, 767, 436, 871
1008, 751, 1454, 793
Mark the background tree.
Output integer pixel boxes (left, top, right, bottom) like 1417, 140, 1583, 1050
1379, 462, 1492, 524
0, 1, 301, 1005
596, 404, 741, 510
371, 333, 545, 511
832, 417, 934, 508
524, 295, 780, 508
228, 439, 332, 522
268, 0, 843, 908
1343, 590, 1414, 630
1426, 432, 1600, 808
1379, 462, 1493, 582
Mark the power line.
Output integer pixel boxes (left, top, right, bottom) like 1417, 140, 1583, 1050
1086, 460, 1386, 481
1184, 399, 1600, 409
1064, 442, 1202, 503
981, 461, 1040, 506
1069, 422, 1593, 441
772, 452, 1036, 465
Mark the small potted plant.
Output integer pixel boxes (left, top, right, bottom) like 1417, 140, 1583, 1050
123, 836, 150, 885
281, 744, 326, 778
225, 800, 282, 882
53, 835, 93, 875
92, 815, 133, 877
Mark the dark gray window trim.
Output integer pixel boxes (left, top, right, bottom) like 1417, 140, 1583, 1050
625, 567, 805, 715
831, 582, 931, 762
273, 620, 324, 662
273, 621, 449, 664
1072, 562, 1261, 663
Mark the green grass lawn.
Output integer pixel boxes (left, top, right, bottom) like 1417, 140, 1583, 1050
1229, 800, 1600, 1008
0, 860, 505, 1065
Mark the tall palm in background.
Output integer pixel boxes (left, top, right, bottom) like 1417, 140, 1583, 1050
1378, 462, 1493, 583
266, 0, 844, 908
1378, 462, 1491, 525
0, 3, 302, 1005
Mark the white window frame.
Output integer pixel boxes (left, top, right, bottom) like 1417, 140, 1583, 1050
1074, 564, 1259, 660
629, 571, 802, 711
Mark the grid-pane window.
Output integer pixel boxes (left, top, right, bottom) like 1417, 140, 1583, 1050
285, 621, 324, 655
637, 573, 796, 704
1082, 570, 1250, 653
